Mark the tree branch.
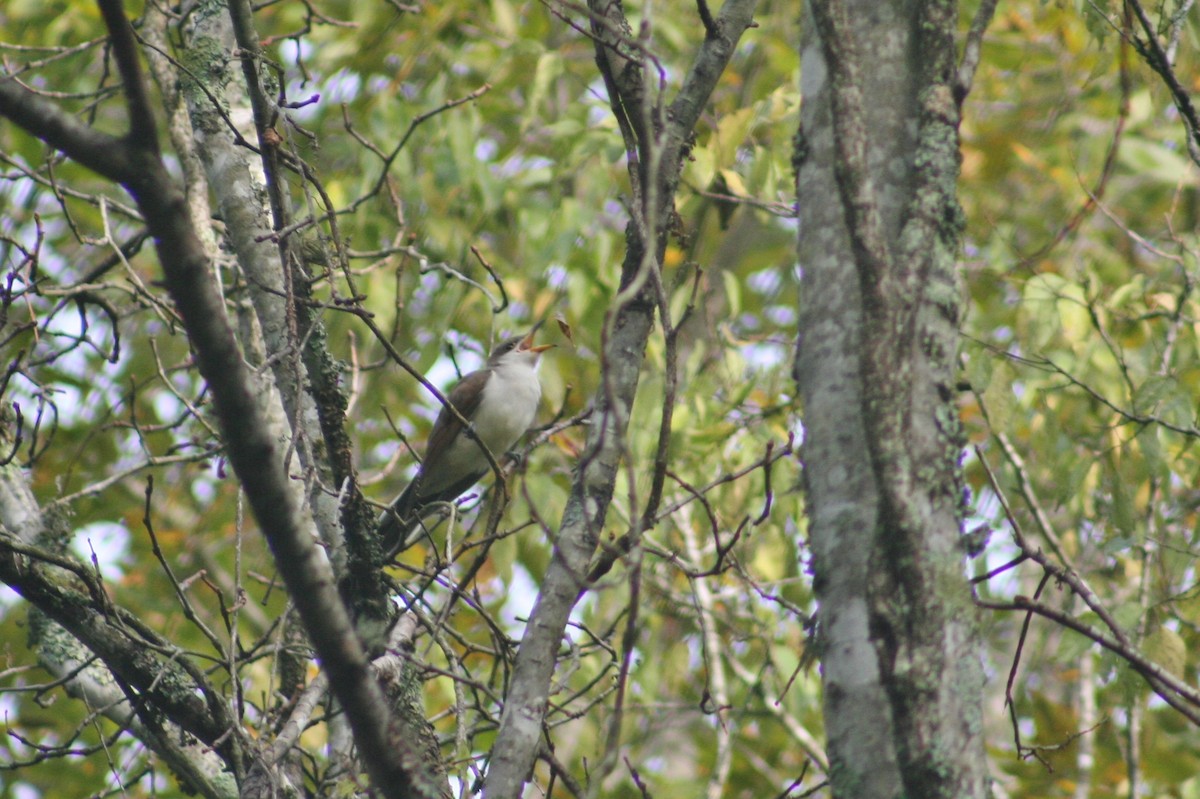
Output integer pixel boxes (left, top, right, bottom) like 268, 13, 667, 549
0, 78, 135, 184
1125, 0, 1200, 165
95, 0, 159, 152
955, 0, 1000, 101
0, 462, 239, 797
482, 2, 759, 796
0, 2, 428, 795
0, 533, 237, 749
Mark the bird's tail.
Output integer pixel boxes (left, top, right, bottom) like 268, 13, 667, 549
377, 481, 419, 557
378, 470, 488, 558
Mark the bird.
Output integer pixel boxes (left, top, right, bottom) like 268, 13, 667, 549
378, 330, 552, 556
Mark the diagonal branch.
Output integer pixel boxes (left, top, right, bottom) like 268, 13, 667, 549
1124, 0, 1200, 165
482, 2, 759, 797
95, 0, 159, 152
955, 0, 1000, 101
0, 77, 135, 184
0, 3, 427, 796
0, 532, 238, 751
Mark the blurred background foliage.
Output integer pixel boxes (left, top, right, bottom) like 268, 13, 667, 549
961, 2, 1200, 798
1, 0, 1199, 796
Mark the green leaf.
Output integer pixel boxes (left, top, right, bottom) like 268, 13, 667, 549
1119, 136, 1193, 185
982, 361, 1016, 431
1143, 626, 1187, 680
1055, 628, 1094, 665
966, 351, 994, 394
1133, 375, 1176, 416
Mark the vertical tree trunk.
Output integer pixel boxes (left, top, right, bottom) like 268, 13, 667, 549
794, 2, 989, 796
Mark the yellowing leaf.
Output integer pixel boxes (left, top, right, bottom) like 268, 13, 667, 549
685, 145, 717, 190
1010, 141, 1042, 168
710, 107, 755, 170
982, 361, 1016, 432
664, 245, 685, 269
752, 535, 791, 582
491, 0, 518, 37
1145, 627, 1187, 681
1147, 292, 1178, 312
718, 168, 749, 198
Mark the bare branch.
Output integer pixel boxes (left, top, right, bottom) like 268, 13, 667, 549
0, 78, 134, 183
483, 1, 760, 796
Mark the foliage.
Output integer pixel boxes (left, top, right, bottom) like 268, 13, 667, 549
1, 0, 806, 797
0, 0, 1198, 797
962, 2, 1200, 797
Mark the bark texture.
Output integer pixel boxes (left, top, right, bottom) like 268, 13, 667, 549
795, 2, 988, 797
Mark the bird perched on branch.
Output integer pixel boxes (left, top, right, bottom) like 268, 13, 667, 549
378, 330, 552, 556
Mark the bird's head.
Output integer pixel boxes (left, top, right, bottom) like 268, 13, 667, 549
488, 329, 553, 368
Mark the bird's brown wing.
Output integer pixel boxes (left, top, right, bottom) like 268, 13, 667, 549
379, 368, 494, 556
414, 368, 490, 495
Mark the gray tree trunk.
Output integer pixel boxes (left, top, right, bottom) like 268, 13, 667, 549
794, 2, 989, 797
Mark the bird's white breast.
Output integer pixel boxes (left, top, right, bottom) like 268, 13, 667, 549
475, 359, 542, 451
434, 358, 542, 483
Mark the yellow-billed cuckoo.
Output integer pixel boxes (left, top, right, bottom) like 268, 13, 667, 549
378, 330, 552, 555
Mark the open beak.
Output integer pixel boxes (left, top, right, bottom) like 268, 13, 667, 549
519, 327, 554, 354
